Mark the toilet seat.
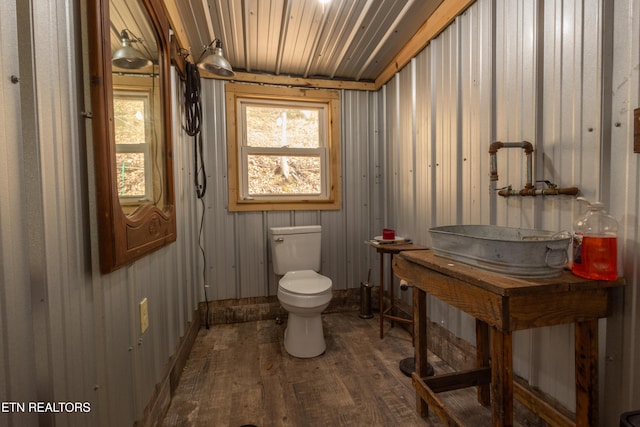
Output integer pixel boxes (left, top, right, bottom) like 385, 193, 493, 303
279, 270, 332, 296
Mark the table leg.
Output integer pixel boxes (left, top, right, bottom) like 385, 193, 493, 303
389, 253, 395, 329
575, 319, 598, 427
490, 327, 513, 426
476, 319, 491, 406
413, 285, 429, 417
379, 252, 384, 339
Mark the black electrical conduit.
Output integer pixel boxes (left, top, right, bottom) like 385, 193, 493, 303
183, 62, 210, 329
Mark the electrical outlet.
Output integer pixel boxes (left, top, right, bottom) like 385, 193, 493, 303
139, 298, 149, 334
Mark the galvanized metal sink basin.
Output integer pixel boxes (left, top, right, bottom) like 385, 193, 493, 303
429, 225, 571, 278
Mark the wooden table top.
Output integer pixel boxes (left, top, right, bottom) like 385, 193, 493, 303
395, 249, 626, 331
395, 249, 625, 297
365, 240, 428, 254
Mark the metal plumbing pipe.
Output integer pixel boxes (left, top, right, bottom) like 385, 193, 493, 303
489, 141, 534, 188
489, 141, 579, 197
498, 186, 579, 197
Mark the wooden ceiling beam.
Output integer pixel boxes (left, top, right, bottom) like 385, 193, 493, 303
198, 70, 376, 91
162, 0, 191, 53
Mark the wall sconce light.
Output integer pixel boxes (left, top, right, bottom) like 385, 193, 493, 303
112, 30, 152, 70
197, 39, 235, 77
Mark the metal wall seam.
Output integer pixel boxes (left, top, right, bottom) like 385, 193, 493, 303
0, 0, 39, 423
202, 80, 237, 300
606, 0, 640, 418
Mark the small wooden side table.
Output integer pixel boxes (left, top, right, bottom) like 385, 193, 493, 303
366, 240, 428, 339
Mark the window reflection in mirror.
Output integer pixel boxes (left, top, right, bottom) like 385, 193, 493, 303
110, 0, 165, 215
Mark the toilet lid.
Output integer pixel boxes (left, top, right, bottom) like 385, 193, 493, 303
279, 270, 332, 295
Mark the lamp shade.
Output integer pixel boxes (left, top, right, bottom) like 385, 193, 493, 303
112, 30, 152, 70
197, 40, 235, 77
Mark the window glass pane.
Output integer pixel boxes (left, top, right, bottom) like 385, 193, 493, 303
226, 84, 340, 210
114, 98, 146, 144
246, 105, 319, 149
247, 154, 321, 195
116, 152, 146, 197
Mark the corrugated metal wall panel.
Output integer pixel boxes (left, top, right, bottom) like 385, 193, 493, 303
607, 0, 640, 420
341, 90, 378, 290
101, 268, 136, 425
318, 211, 348, 288
381, 0, 635, 419
24, 1, 100, 425
172, 69, 201, 335
311, 0, 372, 79
383, 1, 632, 418
1, 0, 204, 419
92, 68, 202, 426
201, 80, 238, 301
337, 0, 412, 80
3, 0, 640, 425
236, 212, 268, 297
530, 0, 603, 407
398, 63, 417, 234
245, 0, 285, 74
200, 82, 380, 299
493, 0, 540, 393
458, 1, 492, 226
434, 28, 462, 227
0, 1, 39, 425
388, 13, 503, 341
493, 0, 538, 228
414, 46, 435, 245
277, 0, 326, 76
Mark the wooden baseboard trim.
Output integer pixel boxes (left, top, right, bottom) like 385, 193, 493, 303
427, 318, 576, 426
514, 377, 575, 427
135, 308, 201, 427
200, 287, 362, 326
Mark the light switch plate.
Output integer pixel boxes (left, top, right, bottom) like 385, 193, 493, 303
139, 298, 149, 334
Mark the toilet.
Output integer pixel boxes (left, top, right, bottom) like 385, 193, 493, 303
269, 225, 333, 358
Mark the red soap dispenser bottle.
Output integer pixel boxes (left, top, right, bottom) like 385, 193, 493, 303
571, 197, 619, 280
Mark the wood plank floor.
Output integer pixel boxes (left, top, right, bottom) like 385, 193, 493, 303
162, 311, 501, 427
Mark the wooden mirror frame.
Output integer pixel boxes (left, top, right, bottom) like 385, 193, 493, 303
87, 0, 176, 274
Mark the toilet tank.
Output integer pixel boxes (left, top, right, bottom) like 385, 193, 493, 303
269, 225, 322, 275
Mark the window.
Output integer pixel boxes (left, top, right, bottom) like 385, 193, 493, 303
226, 84, 341, 211
113, 90, 153, 204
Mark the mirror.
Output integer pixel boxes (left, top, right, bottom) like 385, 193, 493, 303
88, 0, 176, 273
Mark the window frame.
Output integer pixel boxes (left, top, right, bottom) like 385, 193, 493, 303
113, 89, 154, 204
225, 83, 341, 211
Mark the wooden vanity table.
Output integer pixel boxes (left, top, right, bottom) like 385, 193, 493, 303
393, 249, 625, 427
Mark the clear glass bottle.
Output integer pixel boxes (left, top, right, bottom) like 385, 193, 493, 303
571, 198, 618, 280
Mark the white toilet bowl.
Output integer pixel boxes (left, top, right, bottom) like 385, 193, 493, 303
278, 270, 332, 358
